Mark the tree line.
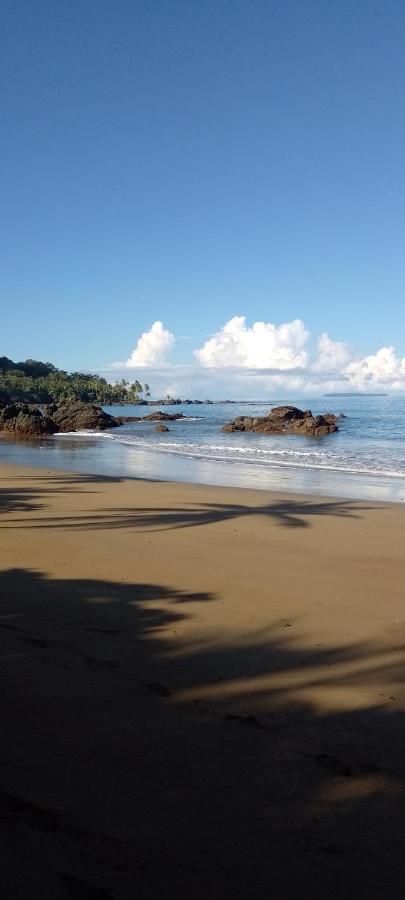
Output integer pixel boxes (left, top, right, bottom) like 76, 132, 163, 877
0, 357, 150, 405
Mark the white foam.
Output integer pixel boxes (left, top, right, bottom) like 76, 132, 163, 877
103, 433, 405, 479
51, 422, 405, 481
53, 430, 115, 439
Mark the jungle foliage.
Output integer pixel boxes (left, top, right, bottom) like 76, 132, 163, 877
0, 357, 150, 405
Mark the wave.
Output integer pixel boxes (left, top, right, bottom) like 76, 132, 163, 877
53, 430, 116, 438
103, 434, 405, 478
51, 430, 405, 480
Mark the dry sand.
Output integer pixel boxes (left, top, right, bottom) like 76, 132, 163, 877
1, 461, 405, 898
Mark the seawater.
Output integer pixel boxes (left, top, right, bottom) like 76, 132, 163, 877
1, 396, 405, 502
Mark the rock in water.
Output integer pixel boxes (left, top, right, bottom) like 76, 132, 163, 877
222, 406, 339, 437
49, 400, 117, 432
113, 414, 142, 425
0, 398, 195, 437
155, 423, 169, 432
142, 411, 186, 422
0, 404, 58, 435
114, 411, 186, 425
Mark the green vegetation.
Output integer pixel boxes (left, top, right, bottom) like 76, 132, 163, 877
0, 357, 150, 405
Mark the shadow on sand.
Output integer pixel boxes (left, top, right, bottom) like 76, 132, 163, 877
0, 471, 375, 533
0, 470, 128, 516
1, 559, 405, 898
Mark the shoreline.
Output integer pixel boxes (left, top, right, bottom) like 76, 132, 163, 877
1, 433, 405, 503
0, 456, 404, 507
2, 461, 405, 896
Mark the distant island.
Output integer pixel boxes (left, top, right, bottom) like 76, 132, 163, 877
324, 392, 388, 397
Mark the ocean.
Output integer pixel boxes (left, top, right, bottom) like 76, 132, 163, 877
1, 396, 405, 502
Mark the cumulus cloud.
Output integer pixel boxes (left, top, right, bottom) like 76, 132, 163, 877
125, 321, 174, 367
309, 342, 405, 392
312, 332, 353, 373
109, 315, 405, 395
346, 346, 405, 389
194, 316, 309, 370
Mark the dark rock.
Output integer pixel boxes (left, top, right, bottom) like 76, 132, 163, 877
113, 415, 142, 425
141, 411, 186, 422
114, 411, 187, 426
324, 412, 345, 423
13, 413, 58, 435
0, 403, 20, 423
0, 398, 191, 438
155, 423, 169, 432
50, 400, 117, 432
0, 404, 58, 435
267, 405, 310, 421
294, 414, 334, 436
222, 416, 254, 432
221, 406, 339, 437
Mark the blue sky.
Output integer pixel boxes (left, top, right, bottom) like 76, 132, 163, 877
2, 1, 405, 395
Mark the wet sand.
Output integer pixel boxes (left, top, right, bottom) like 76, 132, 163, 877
1, 462, 405, 898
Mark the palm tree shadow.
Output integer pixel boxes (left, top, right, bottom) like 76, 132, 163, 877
1, 565, 405, 897
125, 498, 370, 532
0, 496, 377, 532
0, 471, 127, 516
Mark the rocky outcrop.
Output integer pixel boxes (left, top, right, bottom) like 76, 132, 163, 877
155, 423, 169, 432
0, 404, 58, 435
142, 411, 186, 422
114, 411, 186, 425
0, 399, 116, 436
47, 400, 117, 432
0, 399, 189, 437
113, 414, 142, 425
222, 406, 339, 436
0, 399, 341, 439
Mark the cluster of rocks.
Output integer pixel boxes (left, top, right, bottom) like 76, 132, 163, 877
0, 400, 342, 439
0, 400, 187, 436
146, 398, 224, 405
222, 406, 340, 436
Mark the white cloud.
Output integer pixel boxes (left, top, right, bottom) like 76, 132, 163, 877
109, 315, 405, 396
125, 321, 174, 367
312, 332, 353, 372
194, 316, 309, 370
346, 346, 405, 389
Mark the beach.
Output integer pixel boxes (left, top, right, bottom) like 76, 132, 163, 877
2, 395, 405, 504
2, 461, 405, 898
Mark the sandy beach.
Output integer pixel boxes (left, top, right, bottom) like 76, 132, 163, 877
1, 461, 405, 898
